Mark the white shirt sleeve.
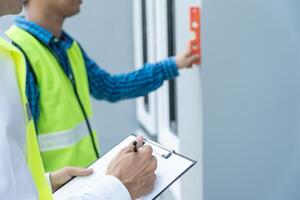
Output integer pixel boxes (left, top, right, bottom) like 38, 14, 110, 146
55, 175, 131, 200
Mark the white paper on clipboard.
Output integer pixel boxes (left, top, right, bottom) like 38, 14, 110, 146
53, 135, 197, 200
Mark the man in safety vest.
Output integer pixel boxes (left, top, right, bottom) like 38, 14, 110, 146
6, 0, 199, 194
1, 1, 157, 199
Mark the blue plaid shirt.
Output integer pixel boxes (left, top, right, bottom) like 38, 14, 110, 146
14, 17, 179, 125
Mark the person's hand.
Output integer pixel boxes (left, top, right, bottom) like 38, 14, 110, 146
175, 44, 200, 69
106, 136, 157, 199
50, 167, 93, 192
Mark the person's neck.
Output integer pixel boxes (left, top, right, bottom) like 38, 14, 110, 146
26, 11, 64, 38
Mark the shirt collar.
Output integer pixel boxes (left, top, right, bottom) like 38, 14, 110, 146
14, 16, 74, 49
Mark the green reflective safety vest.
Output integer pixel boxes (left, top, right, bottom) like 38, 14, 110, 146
0, 38, 53, 200
6, 26, 100, 173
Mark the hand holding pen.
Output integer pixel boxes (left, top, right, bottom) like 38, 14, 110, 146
106, 135, 157, 199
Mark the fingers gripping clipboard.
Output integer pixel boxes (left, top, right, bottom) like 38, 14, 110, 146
53, 135, 197, 200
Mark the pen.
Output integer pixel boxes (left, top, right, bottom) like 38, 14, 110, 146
132, 140, 146, 152
133, 141, 138, 152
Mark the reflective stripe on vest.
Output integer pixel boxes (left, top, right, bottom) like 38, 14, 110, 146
38, 121, 90, 152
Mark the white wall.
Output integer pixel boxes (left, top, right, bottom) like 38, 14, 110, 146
0, 0, 137, 153
203, 0, 300, 200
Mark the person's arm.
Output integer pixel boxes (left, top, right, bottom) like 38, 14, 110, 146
80, 46, 179, 102
80, 44, 199, 102
64, 175, 132, 200
49, 168, 131, 200
45, 167, 130, 200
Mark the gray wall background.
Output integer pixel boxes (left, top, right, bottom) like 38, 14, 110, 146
203, 0, 300, 200
0, 0, 137, 154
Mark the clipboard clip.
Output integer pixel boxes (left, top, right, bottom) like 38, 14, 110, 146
161, 152, 172, 159
153, 149, 176, 159
153, 150, 172, 159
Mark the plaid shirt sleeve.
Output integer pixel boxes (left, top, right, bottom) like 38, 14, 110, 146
80, 47, 179, 102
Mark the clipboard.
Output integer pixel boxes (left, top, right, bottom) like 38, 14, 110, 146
53, 135, 197, 200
